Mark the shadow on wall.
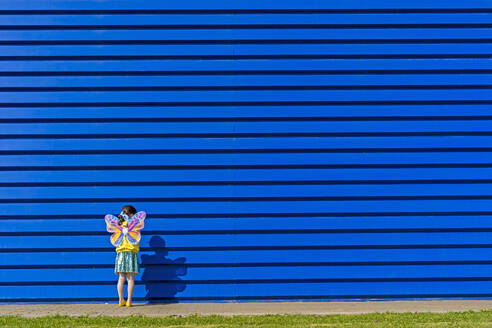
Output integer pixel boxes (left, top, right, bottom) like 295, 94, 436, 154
140, 235, 187, 303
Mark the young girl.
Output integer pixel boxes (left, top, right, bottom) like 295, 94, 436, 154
114, 205, 141, 307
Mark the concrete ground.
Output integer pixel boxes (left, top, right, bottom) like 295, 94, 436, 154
1, 300, 492, 317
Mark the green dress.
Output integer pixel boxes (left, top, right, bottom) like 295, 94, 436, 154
115, 251, 140, 274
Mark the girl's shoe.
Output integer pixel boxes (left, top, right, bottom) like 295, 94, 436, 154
125, 301, 132, 307
118, 300, 126, 307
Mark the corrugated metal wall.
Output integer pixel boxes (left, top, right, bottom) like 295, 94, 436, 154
2, 0, 492, 303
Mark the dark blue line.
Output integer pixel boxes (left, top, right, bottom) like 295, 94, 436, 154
2, 115, 492, 123
2, 261, 492, 270
3, 23, 492, 30
1, 210, 492, 220
3, 293, 492, 303
2, 131, 492, 139
4, 277, 492, 286
2, 147, 492, 156
2, 194, 492, 203
3, 228, 492, 236
0, 164, 491, 172
0, 54, 490, 60
2, 244, 492, 253
2, 100, 492, 107
1, 9, 492, 14
3, 38, 492, 45
4, 85, 492, 91
1, 69, 492, 76
1, 178, 491, 187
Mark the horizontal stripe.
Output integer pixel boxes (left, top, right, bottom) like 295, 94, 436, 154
2, 195, 492, 203
1, 164, 492, 171
3, 44, 492, 56
4, 281, 492, 298
4, 233, 492, 248
5, 228, 492, 236
4, 13, 492, 26
8, 39, 492, 45
7, 277, 492, 286
4, 24, 492, 30
6, 85, 492, 91
6, 29, 492, 40
2, 54, 492, 60
1, 248, 492, 264
3, 58, 492, 71
2, 244, 492, 253
1, 294, 492, 303
5, 77, 492, 88
4, 14, 492, 26
3, 69, 492, 75
2, 101, 492, 107
2, 215, 492, 231
3, 9, 492, 14
4, 261, 492, 269
1, 148, 492, 155
1, 178, 492, 187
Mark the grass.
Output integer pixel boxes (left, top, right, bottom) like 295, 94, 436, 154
3, 311, 492, 328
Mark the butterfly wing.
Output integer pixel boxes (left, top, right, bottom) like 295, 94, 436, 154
110, 230, 124, 247
126, 211, 146, 245
105, 214, 121, 233
105, 214, 124, 246
126, 230, 141, 245
127, 211, 146, 232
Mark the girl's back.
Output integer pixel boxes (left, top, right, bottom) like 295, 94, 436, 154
116, 217, 140, 253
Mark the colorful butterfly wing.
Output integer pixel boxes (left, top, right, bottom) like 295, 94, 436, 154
105, 214, 121, 233
110, 230, 124, 247
127, 211, 146, 232
105, 214, 124, 246
126, 230, 141, 245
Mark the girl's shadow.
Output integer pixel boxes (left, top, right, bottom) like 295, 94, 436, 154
140, 236, 187, 303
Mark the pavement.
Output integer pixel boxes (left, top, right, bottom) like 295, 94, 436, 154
2, 300, 492, 317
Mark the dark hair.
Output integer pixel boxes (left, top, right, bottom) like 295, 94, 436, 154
122, 205, 137, 216
117, 205, 137, 226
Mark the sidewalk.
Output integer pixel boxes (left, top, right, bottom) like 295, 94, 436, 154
1, 300, 492, 317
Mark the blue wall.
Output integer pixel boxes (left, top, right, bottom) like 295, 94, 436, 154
2, 0, 492, 303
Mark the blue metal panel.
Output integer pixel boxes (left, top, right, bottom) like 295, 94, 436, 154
1, 0, 492, 303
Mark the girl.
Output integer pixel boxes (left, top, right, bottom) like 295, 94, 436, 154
114, 204, 141, 307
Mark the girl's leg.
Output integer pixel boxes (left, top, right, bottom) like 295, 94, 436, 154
126, 273, 135, 303
117, 273, 126, 303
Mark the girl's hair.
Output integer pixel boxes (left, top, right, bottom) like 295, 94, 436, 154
122, 205, 137, 216
117, 205, 137, 226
